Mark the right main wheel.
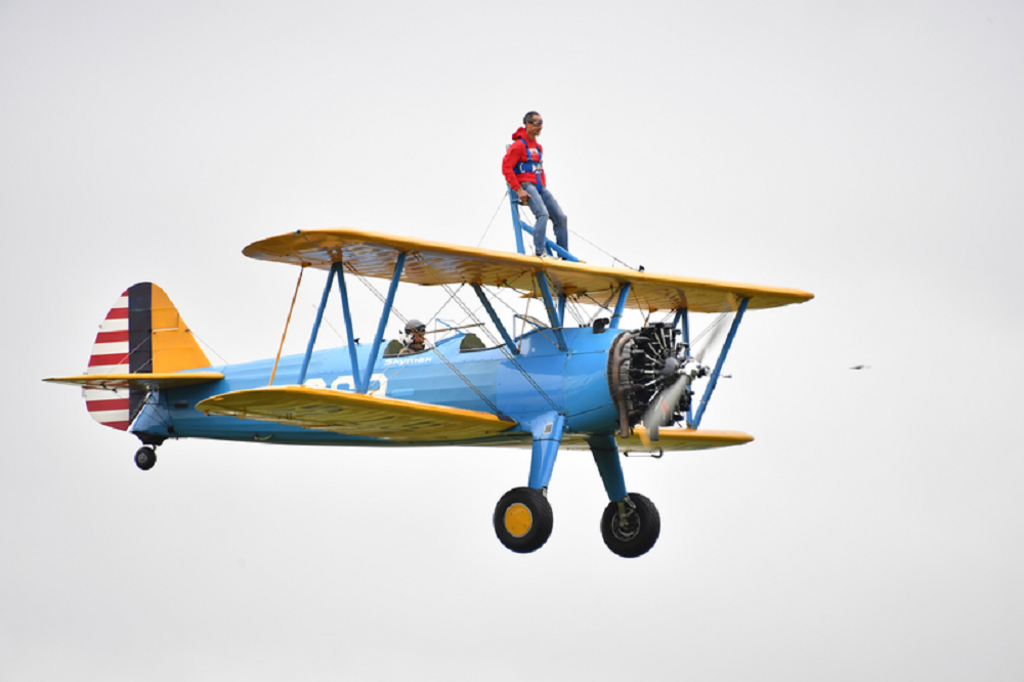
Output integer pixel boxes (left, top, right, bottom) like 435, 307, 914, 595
493, 487, 554, 554
601, 493, 660, 558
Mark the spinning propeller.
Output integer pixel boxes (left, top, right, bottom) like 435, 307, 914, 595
641, 311, 734, 441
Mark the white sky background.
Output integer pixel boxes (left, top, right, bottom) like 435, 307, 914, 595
2, 0, 1023, 679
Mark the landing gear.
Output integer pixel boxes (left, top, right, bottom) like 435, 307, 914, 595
601, 493, 660, 558
493, 487, 553, 554
134, 446, 157, 471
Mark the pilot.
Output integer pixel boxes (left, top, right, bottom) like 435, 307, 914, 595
399, 319, 427, 355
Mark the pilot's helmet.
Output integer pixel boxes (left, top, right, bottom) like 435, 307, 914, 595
403, 319, 426, 345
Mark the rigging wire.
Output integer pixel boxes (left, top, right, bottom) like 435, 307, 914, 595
477, 191, 512, 248
412, 254, 562, 415
486, 284, 557, 350
581, 290, 619, 325
691, 312, 730, 346
343, 261, 507, 419
191, 331, 229, 366
509, 195, 636, 270
567, 226, 635, 270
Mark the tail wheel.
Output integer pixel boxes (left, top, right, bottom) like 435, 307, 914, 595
493, 487, 554, 554
601, 493, 660, 558
134, 446, 157, 471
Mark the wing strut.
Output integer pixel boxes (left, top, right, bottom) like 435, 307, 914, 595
471, 283, 519, 355
335, 262, 363, 391
610, 283, 631, 329
360, 252, 406, 393
297, 255, 406, 394
298, 261, 363, 390
674, 306, 690, 352
689, 297, 749, 429
272, 265, 305, 385
299, 263, 333, 386
673, 306, 692, 424
535, 273, 566, 350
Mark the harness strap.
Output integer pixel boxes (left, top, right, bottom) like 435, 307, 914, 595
514, 138, 543, 186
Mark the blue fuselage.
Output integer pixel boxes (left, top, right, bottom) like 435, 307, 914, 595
132, 327, 624, 447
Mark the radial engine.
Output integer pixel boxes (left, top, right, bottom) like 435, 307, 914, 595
607, 323, 710, 437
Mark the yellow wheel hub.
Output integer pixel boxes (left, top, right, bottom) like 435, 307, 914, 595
504, 503, 533, 538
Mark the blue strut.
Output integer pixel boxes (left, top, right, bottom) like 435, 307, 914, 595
610, 284, 631, 329
508, 187, 579, 262
588, 433, 628, 502
333, 262, 362, 391
507, 187, 526, 255
674, 306, 692, 423
535, 274, 567, 351
360, 252, 407, 394
690, 297, 749, 429
471, 283, 518, 355
298, 268, 334, 386
528, 411, 566, 490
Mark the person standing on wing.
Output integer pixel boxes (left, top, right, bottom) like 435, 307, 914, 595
501, 111, 568, 257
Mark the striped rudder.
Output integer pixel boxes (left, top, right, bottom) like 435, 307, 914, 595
85, 283, 211, 430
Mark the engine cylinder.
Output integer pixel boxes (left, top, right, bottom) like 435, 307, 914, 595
607, 324, 691, 433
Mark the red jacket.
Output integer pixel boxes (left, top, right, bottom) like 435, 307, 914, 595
502, 127, 546, 190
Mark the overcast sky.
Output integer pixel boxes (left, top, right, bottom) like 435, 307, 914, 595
2, 1, 1023, 680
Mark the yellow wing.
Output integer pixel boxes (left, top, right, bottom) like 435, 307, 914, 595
44, 372, 224, 391
243, 228, 813, 313
544, 427, 754, 452
195, 385, 517, 441
616, 426, 753, 452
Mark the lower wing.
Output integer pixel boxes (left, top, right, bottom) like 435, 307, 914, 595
195, 385, 517, 441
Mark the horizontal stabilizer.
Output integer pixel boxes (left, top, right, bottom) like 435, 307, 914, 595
196, 386, 517, 441
44, 372, 224, 391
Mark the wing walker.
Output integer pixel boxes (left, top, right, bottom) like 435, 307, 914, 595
46, 189, 813, 557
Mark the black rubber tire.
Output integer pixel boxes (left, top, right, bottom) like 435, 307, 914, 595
134, 446, 157, 471
493, 487, 554, 554
601, 493, 660, 558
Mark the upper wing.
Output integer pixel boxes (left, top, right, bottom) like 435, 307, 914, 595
44, 371, 224, 391
243, 228, 813, 313
195, 385, 517, 441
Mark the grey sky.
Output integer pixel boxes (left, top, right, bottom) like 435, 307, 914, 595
2, 1, 1023, 680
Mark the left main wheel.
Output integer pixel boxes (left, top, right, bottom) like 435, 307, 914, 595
493, 487, 553, 554
134, 446, 157, 471
601, 493, 660, 558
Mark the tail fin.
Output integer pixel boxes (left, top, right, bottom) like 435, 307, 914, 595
85, 283, 210, 430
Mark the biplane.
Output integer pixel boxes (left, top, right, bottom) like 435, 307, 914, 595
45, 196, 812, 557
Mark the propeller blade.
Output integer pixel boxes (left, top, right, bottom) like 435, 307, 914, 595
641, 306, 735, 440
641, 374, 690, 441
693, 310, 733, 365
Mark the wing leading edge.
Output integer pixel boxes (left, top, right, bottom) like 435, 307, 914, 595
243, 228, 814, 313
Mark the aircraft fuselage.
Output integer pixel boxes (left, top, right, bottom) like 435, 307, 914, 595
131, 326, 624, 447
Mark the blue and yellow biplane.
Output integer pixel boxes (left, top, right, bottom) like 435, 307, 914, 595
45, 209, 812, 557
